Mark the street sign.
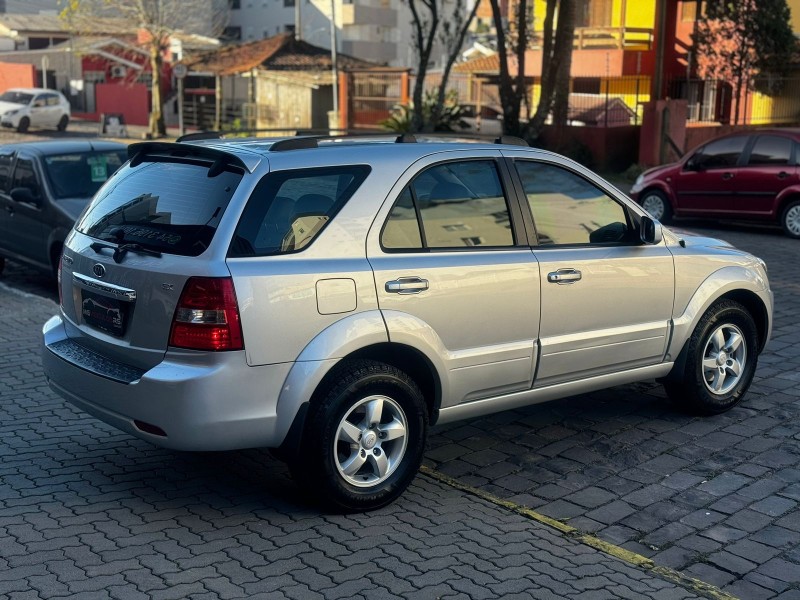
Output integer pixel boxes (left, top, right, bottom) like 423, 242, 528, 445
173, 64, 188, 79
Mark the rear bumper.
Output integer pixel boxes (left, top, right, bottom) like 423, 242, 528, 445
41, 315, 293, 451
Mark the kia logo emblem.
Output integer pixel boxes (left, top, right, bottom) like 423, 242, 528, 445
92, 264, 106, 278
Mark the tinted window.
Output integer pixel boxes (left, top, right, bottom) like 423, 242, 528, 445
77, 160, 243, 257
43, 151, 127, 199
397, 160, 513, 249
0, 154, 13, 192
515, 161, 629, 246
748, 136, 793, 166
11, 158, 40, 198
230, 166, 370, 257
693, 136, 748, 169
382, 187, 422, 249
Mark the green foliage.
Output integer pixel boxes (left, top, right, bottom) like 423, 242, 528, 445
381, 89, 468, 133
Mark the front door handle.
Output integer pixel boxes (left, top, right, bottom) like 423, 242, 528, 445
778, 171, 790, 179
386, 277, 429, 294
721, 172, 735, 180
547, 268, 582, 284
4, 205, 13, 215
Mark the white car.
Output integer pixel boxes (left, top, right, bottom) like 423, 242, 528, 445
0, 87, 70, 133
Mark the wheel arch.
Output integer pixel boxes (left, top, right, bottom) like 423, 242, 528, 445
639, 183, 676, 208
776, 191, 800, 223
669, 267, 771, 356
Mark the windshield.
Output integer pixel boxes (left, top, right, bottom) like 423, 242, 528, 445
0, 91, 33, 104
76, 158, 243, 256
43, 151, 128, 199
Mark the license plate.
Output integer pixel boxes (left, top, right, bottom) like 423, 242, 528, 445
81, 291, 128, 337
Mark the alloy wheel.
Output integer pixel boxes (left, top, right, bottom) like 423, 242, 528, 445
702, 323, 747, 396
334, 394, 408, 487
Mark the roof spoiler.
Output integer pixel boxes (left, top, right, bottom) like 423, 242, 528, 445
127, 142, 260, 173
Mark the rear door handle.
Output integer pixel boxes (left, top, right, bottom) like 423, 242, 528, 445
721, 172, 735, 180
385, 277, 429, 294
547, 268, 582, 284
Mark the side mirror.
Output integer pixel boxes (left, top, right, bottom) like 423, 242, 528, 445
639, 215, 663, 245
10, 187, 40, 206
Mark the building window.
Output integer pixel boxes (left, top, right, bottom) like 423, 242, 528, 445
229, 0, 241, 8
223, 26, 242, 40
681, 1, 705, 22
284, 0, 295, 6
576, 0, 612, 27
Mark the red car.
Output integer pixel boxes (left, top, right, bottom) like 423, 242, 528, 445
630, 129, 800, 238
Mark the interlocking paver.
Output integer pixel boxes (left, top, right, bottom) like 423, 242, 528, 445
6, 221, 800, 599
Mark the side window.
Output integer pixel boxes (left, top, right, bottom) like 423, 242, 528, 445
692, 136, 748, 170
748, 136, 793, 166
382, 187, 422, 249
515, 161, 630, 246
46, 94, 61, 106
0, 154, 14, 192
32, 95, 46, 108
11, 158, 40, 198
381, 160, 514, 250
230, 165, 370, 257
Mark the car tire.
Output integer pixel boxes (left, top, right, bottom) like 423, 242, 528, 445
665, 299, 758, 415
289, 359, 428, 512
640, 189, 672, 223
57, 115, 69, 132
17, 117, 30, 133
780, 199, 800, 239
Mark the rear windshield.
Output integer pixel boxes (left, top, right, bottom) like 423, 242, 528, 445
43, 151, 127, 199
229, 165, 370, 257
76, 159, 243, 257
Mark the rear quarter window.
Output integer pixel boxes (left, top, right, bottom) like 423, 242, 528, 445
229, 165, 370, 257
76, 159, 243, 257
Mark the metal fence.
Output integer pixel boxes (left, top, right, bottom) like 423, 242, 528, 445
413, 73, 651, 127
664, 75, 800, 126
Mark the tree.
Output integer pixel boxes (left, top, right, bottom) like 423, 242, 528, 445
61, 0, 228, 137
487, 0, 576, 139
408, 0, 480, 132
694, 0, 795, 125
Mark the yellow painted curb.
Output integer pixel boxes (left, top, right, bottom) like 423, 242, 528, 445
420, 465, 739, 600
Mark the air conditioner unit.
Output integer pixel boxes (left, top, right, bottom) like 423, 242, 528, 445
110, 65, 127, 78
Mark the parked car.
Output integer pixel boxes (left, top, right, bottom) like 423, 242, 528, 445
0, 140, 128, 277
42, 136, 772, 511
0, 88, 71, 133
631, 129, 800, 238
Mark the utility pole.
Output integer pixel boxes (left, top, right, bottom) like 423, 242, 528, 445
295, 0, 302, 40
330, 0, 339, 132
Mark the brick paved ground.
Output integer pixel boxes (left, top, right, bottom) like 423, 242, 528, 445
2, 219, 798, 598
425, 223, 800, 600
0, 283, 706, 599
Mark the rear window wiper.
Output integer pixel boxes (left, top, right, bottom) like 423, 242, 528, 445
90, 241, 163, 263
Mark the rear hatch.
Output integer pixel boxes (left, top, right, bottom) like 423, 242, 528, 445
58, 143, 251, 371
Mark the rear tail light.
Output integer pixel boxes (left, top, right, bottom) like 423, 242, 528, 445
169, 277, 244, 351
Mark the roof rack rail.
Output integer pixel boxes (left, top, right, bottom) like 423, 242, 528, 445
495, 135, 528, 147
270, 137, 319, 151
395, 134, 417, 143
176, 131, 223, 143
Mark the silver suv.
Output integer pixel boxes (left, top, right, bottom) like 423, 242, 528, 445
42, 136, 773, 511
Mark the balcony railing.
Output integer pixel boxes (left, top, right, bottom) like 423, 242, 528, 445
570, 26, 654, 51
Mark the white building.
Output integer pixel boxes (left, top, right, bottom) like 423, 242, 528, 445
228, 0, 402, 66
